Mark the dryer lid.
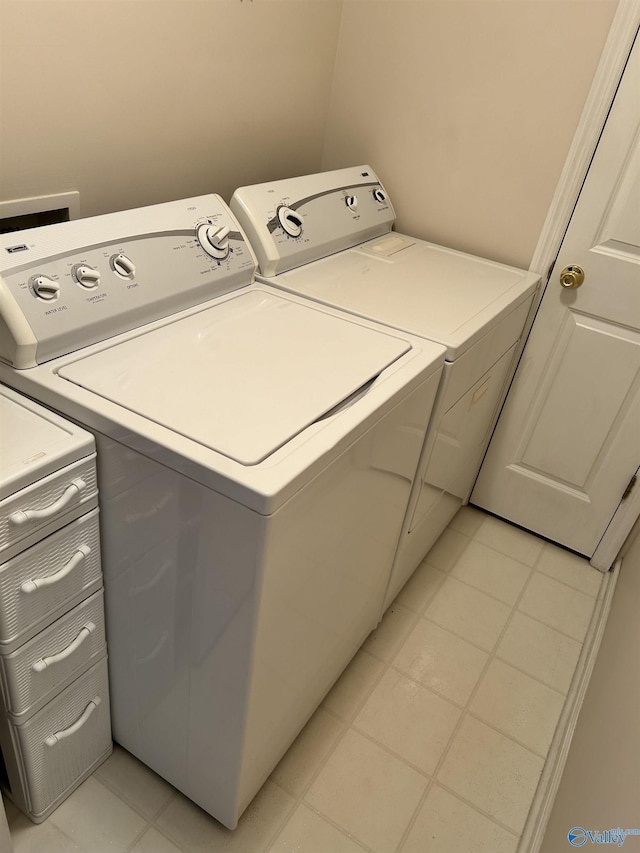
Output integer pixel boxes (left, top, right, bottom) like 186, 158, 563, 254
57, 290, 410, 465
270, 237, 539, 359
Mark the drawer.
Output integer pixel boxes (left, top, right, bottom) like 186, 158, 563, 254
0, 509, 102, 652
0, 455, 98, 563
10, 657, 111, 821
1, 591, 106, 720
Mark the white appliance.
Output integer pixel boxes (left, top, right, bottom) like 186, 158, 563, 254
231, 166, 541, 610
0, 195, 445, 828
0, 385, 110, 822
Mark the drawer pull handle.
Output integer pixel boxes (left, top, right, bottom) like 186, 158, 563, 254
45, 696, 101, 747
32, 622, 96, 673
10, 478, 87, 526
21, 544, 91, 594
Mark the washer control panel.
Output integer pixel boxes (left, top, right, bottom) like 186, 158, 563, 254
0, 195, 256, 368
231, 165, 396, 277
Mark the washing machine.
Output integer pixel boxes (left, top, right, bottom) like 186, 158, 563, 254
0, 194, 445, 828
231, 166, 541, 611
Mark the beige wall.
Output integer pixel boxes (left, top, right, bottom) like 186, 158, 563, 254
0, 0, 343, 217
322, 0, 618, 269
0, 0, 617, 268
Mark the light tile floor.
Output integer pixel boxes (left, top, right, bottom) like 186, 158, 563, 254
6, 507, 605, 853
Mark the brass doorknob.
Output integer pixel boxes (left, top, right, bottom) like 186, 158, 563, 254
560, 265, 585, 288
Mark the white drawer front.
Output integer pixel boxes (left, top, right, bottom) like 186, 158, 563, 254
1, 591, 106, 719
0, 509, 102, 651
0, 456, 98, 562
13, 657, 111, 820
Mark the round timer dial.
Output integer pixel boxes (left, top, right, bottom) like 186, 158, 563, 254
277, 207, 303, 238
197, 223, 230, 259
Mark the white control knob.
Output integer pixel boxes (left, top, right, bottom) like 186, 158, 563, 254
197, 223, 230, 259
345, 195, 358, 211
72, 264, 100, 289
277, 207, 303, 238
372, 188, 387, 204
30, 274, 60, 301
110, 253, 136, 278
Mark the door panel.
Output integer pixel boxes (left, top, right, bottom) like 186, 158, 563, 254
519, 315, 638, 487
472, 32, 640, 556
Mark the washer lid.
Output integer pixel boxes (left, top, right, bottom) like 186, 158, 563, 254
57, 290, 410, 465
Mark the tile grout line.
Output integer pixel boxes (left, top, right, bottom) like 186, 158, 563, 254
464, 709, 558, 762
254, 781, 303, 853
147, 792, 191, 853
392, 533, 542, 849
392, 776, 436, 853
430, 777, 526, 839
268, 657, 390, 851
396, 518, 566, 846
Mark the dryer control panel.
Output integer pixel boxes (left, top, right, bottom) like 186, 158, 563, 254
0, 196, 257, 368
231, 165, 396, 277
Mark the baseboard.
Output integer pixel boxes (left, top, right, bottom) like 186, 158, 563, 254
517, 558, 621, 853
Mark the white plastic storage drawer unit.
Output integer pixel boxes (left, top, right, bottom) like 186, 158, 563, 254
0, 385, 112, 823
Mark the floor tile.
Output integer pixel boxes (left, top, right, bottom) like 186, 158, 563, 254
322, 649, 386, 721
155, 781, 295, 853
305, 729, 428, 853
395, 561, 447, 614
473, 515, 544, 566
423, 528, 471, 572
437, 716, 544, 834
3, 797, 21, 826
400, 784, 519, 853
362, 602, 418, 662
9, 812, 82, 853
536, 543, 603, 597
354, 668, 461, 775
48, 776, 147, 853
425, 576, 511, 651
496, 611, 582, 694
470, 659, 565, 757
393, 618, 489, 706
450, 540, 532, 605
449, 505, 485, 537
267, 803, 368, 853
270, 707, 345, 796
95, 744, 175, 820
130, 826, 185, 853
518, 572, 596, 641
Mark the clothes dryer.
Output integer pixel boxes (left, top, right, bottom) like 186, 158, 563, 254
0, 195, 445, 828
231, 166, 541, 610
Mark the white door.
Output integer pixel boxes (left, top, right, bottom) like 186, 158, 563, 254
472, 32, 640, 558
